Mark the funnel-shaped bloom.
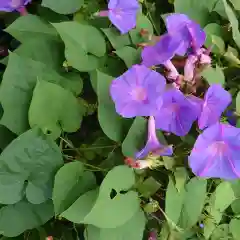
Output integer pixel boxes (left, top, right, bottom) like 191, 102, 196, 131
198, 84, 232, 130
155, 88, 202, 136
98, 0, 139, 34
189, 123, 240, 179
135, 116, 173, 159
0, 0, 31, 12
110, 65, 166, 118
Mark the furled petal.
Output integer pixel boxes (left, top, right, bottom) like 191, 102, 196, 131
110, 65, 166, 117
184, 55, 198, 82
155, 88, 201, 136
141, 34, 180, 67
189, 123, 240, 179
0, 0, 31, 12
107, 0, 139, 34
135, 116, 173, 159
198, 84, 232, 130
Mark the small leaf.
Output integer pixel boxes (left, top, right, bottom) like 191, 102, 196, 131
53, 22, 106, 72
174, 167, 188, 193
165, 178, 185, 226
53, 161, 96, 215
5, 14, 58, 42
114, 46, 141, 68
84, 165, 140, 228
211, 224, 229, 240
201, 65, 225, 85
138, 176, 161, 198
122, 117, 147, 158
29, 80, 84, 139
101, 28, 131, 50
0, 128, 63, 204
230, 219, 240, 239
42, 0, 84, 14
211, 35, 225, 54
97, 71, 131, 142
224, 45, 240, 65
223, 0, 240, 50
180, 178, 207, 229
231, 199, 240, 214
0, 200, 54, 237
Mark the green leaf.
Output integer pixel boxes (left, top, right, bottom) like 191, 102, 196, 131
165, 178, 185, 226
211, 35, 225, 54
231, 199, 240, 214
53, 161, 96, 215
204, 23, 224, 45
114, 47, 141, 68
101, 28, 131, 50
236, 92, 240, 113
180, 178, 207, 229
122, 117, 147, 158
230, 219, 240, 240
129, 14, 153, 44
223, 0, 240, 50
174, 0, 209, 26
84, 225, 101, 240
97, 71, 131, 142
61, 189, 99, 223
0, 52, 82, 135
224, 46, 240, 65
5, 14, 58, 42
174, 167, 188, 193
84, 165, 140, 228
99, 210, 146, 240
29, 80, 84, 139
201, 65, 225, 85
229, 0, 240, 10
42, 0, 84, 14
137, 176, 161, 198
0, 128, 63, 204
53, 22, 106, 72
211, 224, 229, 240
0, 200, 54, 237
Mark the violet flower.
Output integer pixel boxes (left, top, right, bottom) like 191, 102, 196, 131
189, 123, 240, 179
0, 0, 30, 12
97, 0, 139, 34
135, 116, 173, 159
155, 88, 202, 136
110, 65, 166, 118
198, 84, 232, 130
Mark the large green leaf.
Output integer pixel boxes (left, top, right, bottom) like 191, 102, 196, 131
0, 52, 82, 135
114, 47, 141, 68
230, 219, 240, 240
42, 0, 84, 14
165, 178, 185, 226
5, 14, 58, 42
101, 28, 131, 50
29, 80, 84, 139
0, 200, 54, 237
84, 165, 140, 228
174, 0, 209, 26
99, 210, 146, 240
0, 128, 63, 204
61, 189, 99, 223
180, 178, 207, 229
97, 71, 131, 142
53, 22, 106, 72
223, 0, 240, 50
53, 161, 96, 215
122, 117, 147, 158
201, 65, 225, 85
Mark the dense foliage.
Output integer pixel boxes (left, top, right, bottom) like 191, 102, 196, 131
1, 0, 240, 239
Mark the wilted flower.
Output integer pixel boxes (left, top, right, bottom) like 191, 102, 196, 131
155, 88, 201, 136
135, 116, 173, 159
198, 84, 232, 130
189, 123, 240, 179
110, 65, 166, 118
0, 0, 31, 12
97, 0, 139, 34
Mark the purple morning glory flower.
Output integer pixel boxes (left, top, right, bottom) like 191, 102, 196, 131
155, 88, 202, 136
135, 116, 173, 159
166, 13, 206, 55
98, 0, 139, 34
226, 110, 237, 126
0, 0, 31, 12
198, 84, 232, 130
189, 123, 240, 179
110, 64, 166, 118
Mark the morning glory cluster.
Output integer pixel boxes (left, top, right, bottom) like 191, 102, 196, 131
103, 0, 240, 180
